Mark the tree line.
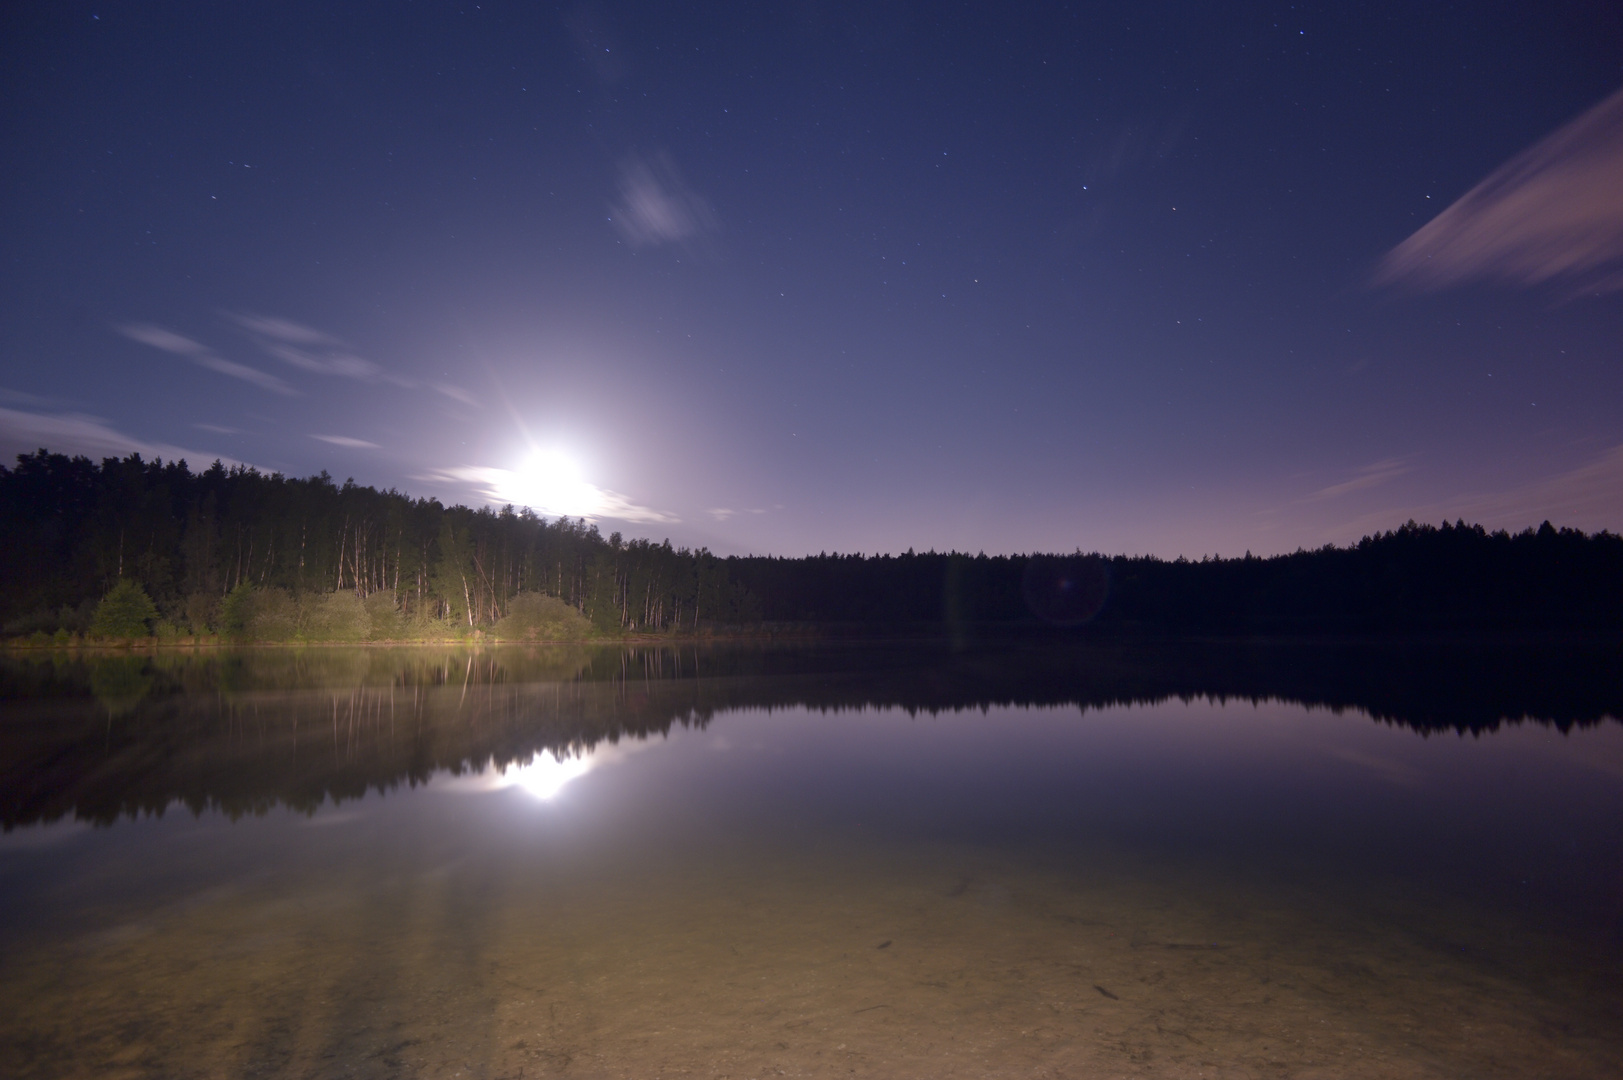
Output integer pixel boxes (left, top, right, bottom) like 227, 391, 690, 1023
729, 521, 1623, 633
0, 450, 754, 640
3, 448, 1620, 641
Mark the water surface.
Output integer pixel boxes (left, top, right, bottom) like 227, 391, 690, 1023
2, 640, 1621, 1078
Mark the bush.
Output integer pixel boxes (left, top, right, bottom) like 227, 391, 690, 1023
299, 592, 369, 642
184, 591, 218, 635
60, 598, 96, 634
220, 584, 301, 641
218, 583, 256, 640
90, 580, 160, 639
363, 591, 405, 640
493, 593, 592, 641
246, 589, 299, 641
3, 609, 56, 636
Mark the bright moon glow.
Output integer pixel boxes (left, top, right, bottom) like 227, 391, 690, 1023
491, 751, 595, 800
503, 449, 605, 518
440, 450, 611, 518
433, 451, 679, 524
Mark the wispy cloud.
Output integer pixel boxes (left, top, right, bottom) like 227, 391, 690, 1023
310, 434, 381, 449
0, 387, 58, 408
232, 314, 395, 382
230, 313, 479, 404
609, 152, 718, 249
432, 382, 479, 406
0, 406, 248, 468
120, 316, 480, 406
193, 423, 240, 435
1376, 86, 1623, 295
263, 343, 388, 380
118, 323, 298, 395
1331, 444, 1623, 538
427, 464, 678, 524
707, 506, 771, 522
1304, 458, 1410, 501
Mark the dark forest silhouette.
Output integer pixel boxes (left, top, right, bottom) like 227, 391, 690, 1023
3, 449, 1622, 641
0, 450, 753, 639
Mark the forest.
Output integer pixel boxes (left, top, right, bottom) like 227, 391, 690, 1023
0, 450, 754, 642
2, 449, 1621, 642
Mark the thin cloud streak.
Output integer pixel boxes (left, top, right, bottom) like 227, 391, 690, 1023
262, 342, 389, 381
609, 153, 718, 249
0, 387, 59, 408
233, 313, 397, 383
707, 507, 771, 522
0, 406, 248, 468
195, 354, 302, 395
1377, 86, 1623, 295
1331, 444, 1623, 539
1305, 459, 1410, 501
118, 323, 299, 396
310, 434, 381, 449
231, 313, 479, 403
231, 314, 337, 346
432, 383, 479, 406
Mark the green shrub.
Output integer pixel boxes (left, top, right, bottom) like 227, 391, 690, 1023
4, 609, 56, 636
493, 593, 592, 641
246, 589, 299, 641
90, 580, 159, 639
218, 583, 256, 640
299, 592, 370, 642
219, 584, 304, 641
184, 591, 218, 635
403, 609, 457, 640
363, 592, 405, 640
60, 598, 96, 634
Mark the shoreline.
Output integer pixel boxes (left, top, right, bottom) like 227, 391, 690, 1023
7, 625, 1623, 652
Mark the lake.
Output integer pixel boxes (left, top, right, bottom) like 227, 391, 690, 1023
2, 639, 1621, 1078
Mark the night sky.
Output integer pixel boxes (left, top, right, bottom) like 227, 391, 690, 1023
3, 2, 1621, 557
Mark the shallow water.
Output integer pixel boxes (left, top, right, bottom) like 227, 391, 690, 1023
2, 641, 1621, 1078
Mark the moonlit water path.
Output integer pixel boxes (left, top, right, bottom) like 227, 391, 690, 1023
1, 643, 1620, 1078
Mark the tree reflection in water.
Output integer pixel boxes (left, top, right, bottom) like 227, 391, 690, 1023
1, 637, 1618, 830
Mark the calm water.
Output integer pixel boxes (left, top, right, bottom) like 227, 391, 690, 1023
2, 640, 1621, 1078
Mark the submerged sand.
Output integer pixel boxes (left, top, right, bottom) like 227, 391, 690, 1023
3, 826, 1618, 1079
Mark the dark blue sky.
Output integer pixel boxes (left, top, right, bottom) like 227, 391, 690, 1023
3, 1, 1621, 556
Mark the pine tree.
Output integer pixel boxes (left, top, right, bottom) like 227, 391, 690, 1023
90, 580, 159, 638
